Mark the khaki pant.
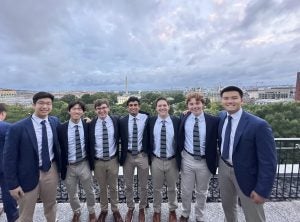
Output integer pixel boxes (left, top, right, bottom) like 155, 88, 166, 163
218, 158, 266, 222
65, 160, 95, 214
123, 152, 149, 209
18, 163, 59, 222
94, 157, 119, 212
151, 156, 179, 213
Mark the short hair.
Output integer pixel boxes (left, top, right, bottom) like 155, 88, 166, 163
0, 103, 7, 113
33, 92, 54, 104
68, 100, 86, 112
94, 99, 110, 109
220, 86, 243, 98
155, 97, 169, 107
126, 96, 140, 106
185, 92, 205, 105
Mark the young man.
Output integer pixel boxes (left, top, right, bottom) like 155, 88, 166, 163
119, 96, 150, 222
218, 86, 277, 222
3, 92, 61, 222
57, 100, 96, 222
148, 97, 180, 222
178, 92, 219, 222
89, 99, 123, 222
0, 103, 19, 222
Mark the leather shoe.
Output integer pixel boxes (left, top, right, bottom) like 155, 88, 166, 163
138, 208, 145, 222
97, 211, 108, 222
125, 208, 134, 222
179, 215, 188, 222
72, 211, 81, 222
153, 212, 161, 222
169, 210, 177, 222
113, 210, 124, 222
89, 212, 97, 222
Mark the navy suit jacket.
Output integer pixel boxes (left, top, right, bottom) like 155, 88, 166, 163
148, 115, 180, 169
57, 120, 92, 180
218, 110, 277, 198
178, 112, 219, 174
3, 116, 61, 192
119, 114, 150, 166
0, 121, 11, 183
89, 115, 120, 164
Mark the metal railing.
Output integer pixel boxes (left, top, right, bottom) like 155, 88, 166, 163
1, 138, 300, 203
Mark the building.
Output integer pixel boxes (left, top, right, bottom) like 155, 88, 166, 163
295, 72, 300, 101
0, 89, 17, 97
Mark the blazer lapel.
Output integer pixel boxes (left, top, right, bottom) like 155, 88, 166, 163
233, 111, 249, 152
25, 117, 39, 155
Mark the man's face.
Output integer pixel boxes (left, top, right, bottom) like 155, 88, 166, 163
69, 104, 84, 123
0, 111, 7, 121
95, 104, 110, 119
156, 100, 169, 118
187, 98, 203, 116
221, 91, 243, 114
127, 101, 140, 116
33, 98, 52, 119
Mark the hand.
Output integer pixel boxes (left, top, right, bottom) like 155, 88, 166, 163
182, 110, 189, 115
9, 186, 24, 201
250, 191, 266, 204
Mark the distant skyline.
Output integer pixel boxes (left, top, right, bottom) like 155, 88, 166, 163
0, 0, 299, 91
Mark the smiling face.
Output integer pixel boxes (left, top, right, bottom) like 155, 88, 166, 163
156, 99, 169, 118
187, 98, 203, 116
221, 90, 243, 114
127, 101, 140, 116
69, 104, 84, 123
95, 104, 110, 120
33, 98, 53, 119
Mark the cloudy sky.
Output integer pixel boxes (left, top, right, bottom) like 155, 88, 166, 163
0, 0, 299, 91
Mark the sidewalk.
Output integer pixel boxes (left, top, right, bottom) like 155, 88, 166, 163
1, 201, 297, 222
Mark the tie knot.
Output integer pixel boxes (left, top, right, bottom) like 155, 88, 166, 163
133, 117, 137, 122
40, 120, 46, 125
227, 115, 232, 121
195, 117, 199, 122
102, 120, 106, 126
161, 120, 166, 125
74, 125, 79, 129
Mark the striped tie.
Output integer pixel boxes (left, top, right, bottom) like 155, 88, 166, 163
131, 117, 138, 155
102, 120, 109, 159
160, 120, 167, 158
74, 125, 83, 161
193, 117, 201, 160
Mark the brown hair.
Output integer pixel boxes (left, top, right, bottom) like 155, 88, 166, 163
94, 99, 110, 109
185, 92, 205, 105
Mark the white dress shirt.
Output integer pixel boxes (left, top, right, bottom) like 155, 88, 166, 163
128, 113, 148, 152
67, 119, 86, 162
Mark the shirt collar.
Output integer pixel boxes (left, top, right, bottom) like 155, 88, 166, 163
32, 114, 48, 124
191, 112, 204, 121
157, 115, 171, 123
69, 119, 83, 128
227, 108, 243, 120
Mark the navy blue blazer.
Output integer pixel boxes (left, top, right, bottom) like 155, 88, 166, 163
57, 120, 92, 180
119, 114, 150, 166
218, 110, 277, 198
178, 112, 219, 174
0, 121, 11, 183
89, 115, 120, 164
148, 115, 180, 169
3, 116, 61, 192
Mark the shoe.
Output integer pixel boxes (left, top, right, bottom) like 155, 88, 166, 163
97, 211, 108, 222
138, 208, 145, 222
125, 208, 134, 222
113, 211, 123, 222
179, 215, 188, 222
89, 212, 97, 222
169, 211, 177, 222
153, 212, 161, 222
72, 211, 81, 222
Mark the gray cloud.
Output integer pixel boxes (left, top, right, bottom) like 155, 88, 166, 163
0, 0, 299, 91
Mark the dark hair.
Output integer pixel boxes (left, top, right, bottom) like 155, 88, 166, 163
94, 99, 110, 109
0, 103, 7, 113
220, 86, 243, 98
68, 100, 86, 112
126, 96, 140, 106
185, 92, 205, 105
155, 97, 169, 107
32, 92, 54, 104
